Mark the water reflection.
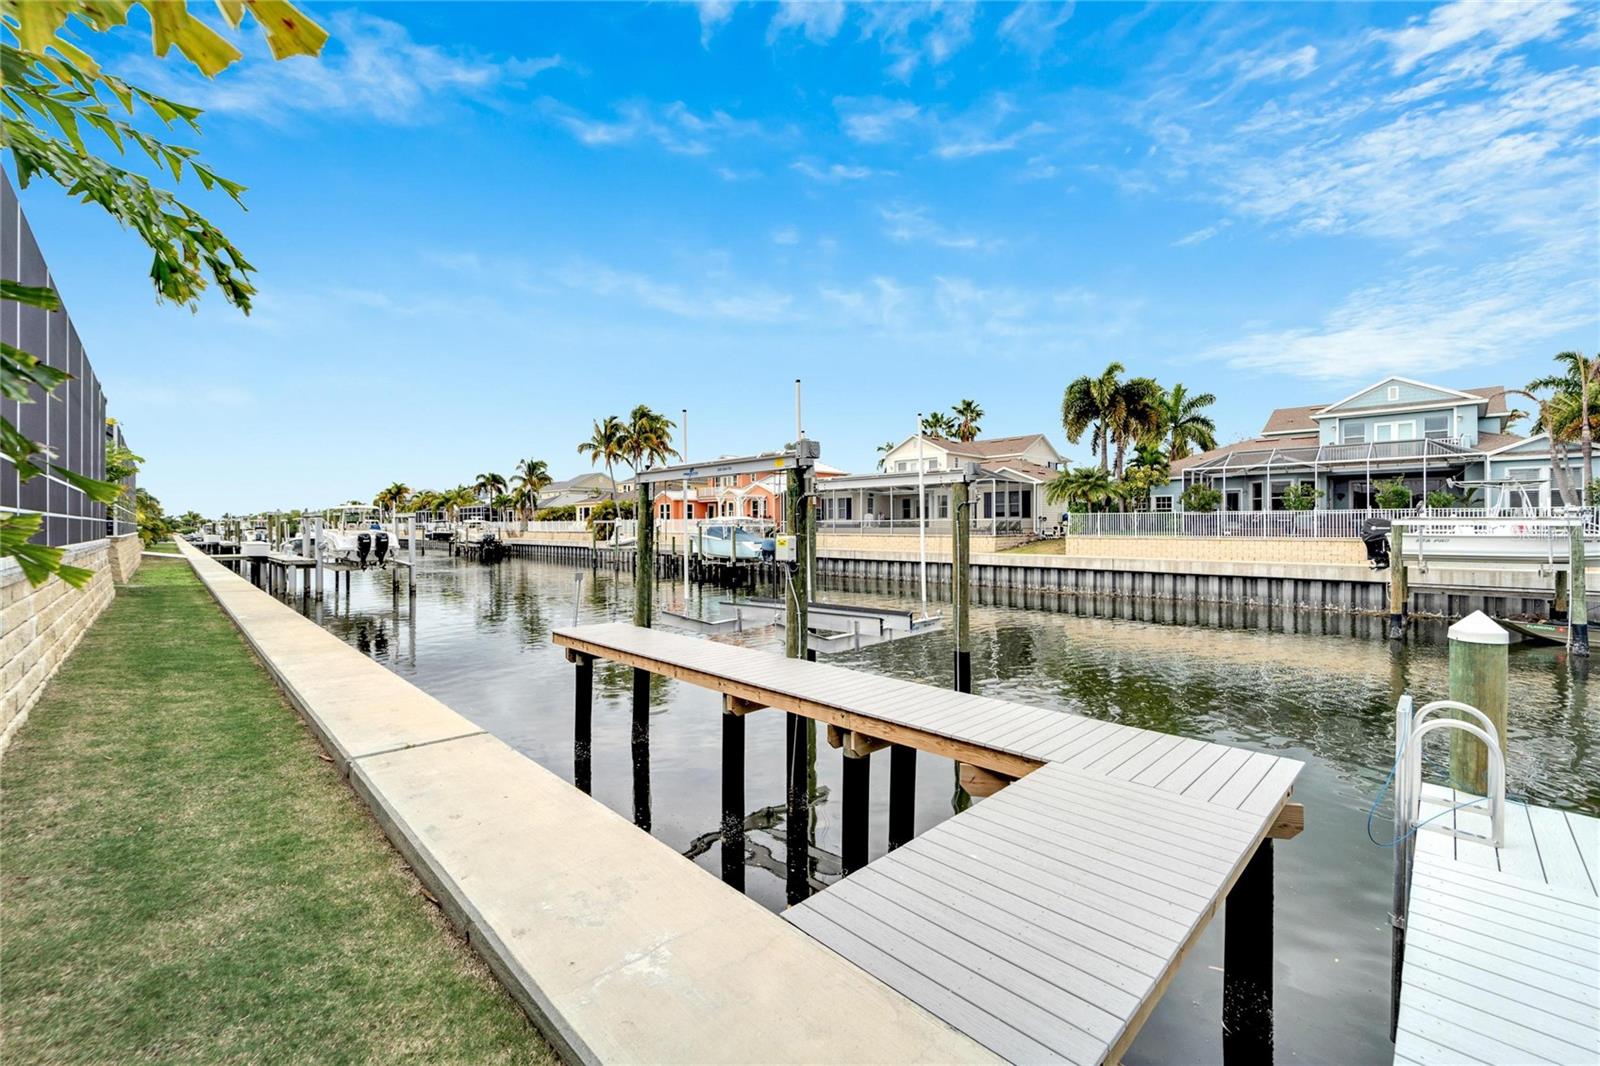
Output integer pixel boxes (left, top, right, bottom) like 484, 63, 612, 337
304, 554, 1595, 1065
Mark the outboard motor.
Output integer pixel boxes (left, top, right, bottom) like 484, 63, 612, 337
373, 532, 390, 566
356, 532, 372, 568
1361, 517, 1392, 571
479, 533, 504, 563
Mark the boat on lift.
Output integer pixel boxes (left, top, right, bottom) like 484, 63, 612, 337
694, 519, 773, 562
319, 505, 394, 568
454, 518, 506, 562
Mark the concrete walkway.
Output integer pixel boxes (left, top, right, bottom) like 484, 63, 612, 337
175, 541, 989, 1064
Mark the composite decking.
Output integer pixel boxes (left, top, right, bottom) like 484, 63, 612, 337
552, 621, 1302, 1063
1394, 784, 1600, 1066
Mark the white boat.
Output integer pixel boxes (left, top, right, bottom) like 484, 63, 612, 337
1395, 515, 1599, 570
319, 506, 394, 568
694, 520, 773, 561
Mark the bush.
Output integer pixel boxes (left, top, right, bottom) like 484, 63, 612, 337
1374, 479, 1413, 509
1180, 484, 1222, 513
1279, 483, 1322, 511
1425, 490, 1463, 509
533, 505, 576, 521
586, 498, 636, 526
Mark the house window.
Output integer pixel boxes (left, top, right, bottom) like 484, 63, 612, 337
1424, 414, 1449, 439
937, 494, 949, 519
1374, 421, 1416, 443
896, 460, 912, 473
717, 475, 734, 488
658, 503, 670, 520
947, 456, 959, 469
1154, 495, 1173, 512
1342, 422, 1365, 444
1387, 385, 1400, 401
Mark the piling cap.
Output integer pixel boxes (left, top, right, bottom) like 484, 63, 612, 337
1449, 611, 1511, 646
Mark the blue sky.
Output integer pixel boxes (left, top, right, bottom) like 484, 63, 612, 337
17, 1, 1600, 514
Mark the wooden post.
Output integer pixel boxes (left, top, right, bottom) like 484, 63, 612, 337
1223, 840, 1274, 1061
631, 480, 655, 831
1447, 611, 1509, 794
1387, 524, 1406, 640
1553, 567, 1569, 623
785, 463, 811, 904
888, 745, 916, 851
1572, 525, 1589, 657
842, 748, 870, 876
632, 666, 651, 832
721, 697, 745, 890
952, 477, 972, 692
573, 652, 592, 795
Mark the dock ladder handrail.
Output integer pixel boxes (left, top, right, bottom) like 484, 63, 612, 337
1396, 697, 1507, 849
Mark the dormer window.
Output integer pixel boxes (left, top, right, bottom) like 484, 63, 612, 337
1387, 385, 1400, 401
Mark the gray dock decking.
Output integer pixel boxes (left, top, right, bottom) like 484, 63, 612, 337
1395, 783, 1600, 1066
553, 622, 1302, 1063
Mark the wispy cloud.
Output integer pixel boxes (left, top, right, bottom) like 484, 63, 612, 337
555, 260, 794, 323
998, 2, 1075, 61
835, 97, 921, 143
1172, 220, 1231, 248
858, 1, 978, 81
791, 159, 880, 182
1376, 0, 1579, 74
932, 94, 1050, 159
767, 0, 847, 44
133, 12, 563, 125
543, 99, 765, 155
879, 204, 998, 251
771, 226, 800, 245
696, 0, 738, 47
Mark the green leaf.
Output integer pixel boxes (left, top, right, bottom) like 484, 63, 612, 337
55, 466, 124, 505
1, 342, 73, 400
0, 279, 62, 310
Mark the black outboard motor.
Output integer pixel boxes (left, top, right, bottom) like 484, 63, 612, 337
479, 533, 505, 563
1361, 517, 1392, 570
356, 532, 372, 568
373, 531, 390, 566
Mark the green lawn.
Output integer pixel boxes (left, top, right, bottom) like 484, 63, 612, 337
1, 559, 554, 1064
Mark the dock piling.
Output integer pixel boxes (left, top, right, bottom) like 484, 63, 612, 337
573, 652, 593, 794
720, 696, 745, 890
1446, 611, 1509, 794
888, 745, 916, 850
841, 746, 870, 876
784, 464, 812, 904
952, 475, 972, 692
1223, 840, 1274, 1061
1571, 526, 1589, 657
1387, 524, 1406, 640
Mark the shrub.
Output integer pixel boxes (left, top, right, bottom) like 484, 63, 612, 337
1374, 479, 1413, 509
534, 505, 576, 521
1279, 483, 1322, 511
1425, 490, 1462, 509
1181, 484, 1222, 513
586, 498, 636, 526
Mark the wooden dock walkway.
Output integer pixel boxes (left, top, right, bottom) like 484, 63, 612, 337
552, 621, 1303, 1063
1395, 784, 1599, 1066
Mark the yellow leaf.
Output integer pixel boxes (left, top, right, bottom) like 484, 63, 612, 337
241, 0, 328, 60
9, 1, 73, 53
213, 0, 243, 28
144, 1, 242, 76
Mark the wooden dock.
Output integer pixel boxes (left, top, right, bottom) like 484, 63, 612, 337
1394, 784, 1599, 1065
552, 621, 1303, 1063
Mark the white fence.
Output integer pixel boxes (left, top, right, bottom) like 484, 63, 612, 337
1054, 507, 1600, 539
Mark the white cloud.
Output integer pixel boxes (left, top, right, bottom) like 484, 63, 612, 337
878, 205, 998, 251
767, 0, 847, 44
544, 99, 765, 155
1202, 246, 1597, 383
140, 12, 563, 124
935, 119, 1049, 159
1237, 44, 1318, 83
555, 261, 793, 323
696, 1, 738, 47
835, 97, 921, 142
771, 226, 800, 245
859, 1, 978, 81
1376, 0, 1579, 74
1172, 219, 1231, 247
998, 2, 1075, 60
791, 159, 879, 182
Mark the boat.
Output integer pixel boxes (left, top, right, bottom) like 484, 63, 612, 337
454, 519, 506, 562
1394, 514, 1599, 569
694, 520, 773, 562
319, 506, 394, 568
1498, 618, 1570, 646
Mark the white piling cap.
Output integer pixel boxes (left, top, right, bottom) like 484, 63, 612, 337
1449, 610, 1511, 646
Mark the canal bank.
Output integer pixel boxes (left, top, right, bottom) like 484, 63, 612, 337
0, 557, 552, 1063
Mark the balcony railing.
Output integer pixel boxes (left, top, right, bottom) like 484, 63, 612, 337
1316, 437, 1468, 464
1053, 506, 1597, 539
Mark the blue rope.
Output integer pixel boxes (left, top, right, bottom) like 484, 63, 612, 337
1366, 724, 1523, 848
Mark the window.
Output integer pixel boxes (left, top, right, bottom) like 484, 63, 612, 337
658, 503, 670, 520
717, 475, 734, 488
937, 494, 949, 519
1342, 422, 1366, 444
1387, 385, 1400, 401
926, 458, 939, 471
947, 456, 959, 469
1154, 495, 1173, 512
1424, 414, 1449, 439
1374, 421, 1416, 443
896, 460, 912, 473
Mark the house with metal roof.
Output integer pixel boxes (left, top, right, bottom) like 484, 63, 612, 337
1150, 376, 1584, 512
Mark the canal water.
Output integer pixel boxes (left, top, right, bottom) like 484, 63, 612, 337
313, 552, 1595, 1065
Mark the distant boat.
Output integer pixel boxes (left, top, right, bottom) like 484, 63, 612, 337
696, 521, 772, 562
1498, 618, 1569, 646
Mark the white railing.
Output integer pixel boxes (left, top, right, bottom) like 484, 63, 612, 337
1051, 506, 1597, 539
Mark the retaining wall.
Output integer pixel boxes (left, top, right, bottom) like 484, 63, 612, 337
1050, 536, 1367, 565
1, 535, 143, 751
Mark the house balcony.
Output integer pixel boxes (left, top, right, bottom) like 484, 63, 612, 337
1315, 437, 1471, 465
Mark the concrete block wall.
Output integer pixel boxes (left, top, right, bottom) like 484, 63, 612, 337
1, 539, 117, 750
108, 533, 143, 584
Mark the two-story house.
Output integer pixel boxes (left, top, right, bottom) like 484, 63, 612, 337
817, 433, 1066, 530
650, 460, 846, 523
1151, 376, 1581, 512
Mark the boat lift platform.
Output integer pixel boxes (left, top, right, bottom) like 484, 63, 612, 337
662, 597, 941, 654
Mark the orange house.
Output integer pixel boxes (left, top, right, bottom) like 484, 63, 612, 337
651, 463, 844, 524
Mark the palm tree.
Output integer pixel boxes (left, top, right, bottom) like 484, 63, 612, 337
1061, 362, 1123, 473
1529, 351, 1598, 503
951, 399, 984, 443
921, 411, 956, 438
622, 405, 678, 475
577, 416, 627, 506
372, 481, 410, 517
474, 471, 506, 502
1107, 375, 1164, 481
876, 440, 898, 471
490, 491, 517, 521
1044, 466, 1115, 513
1506, 387, 1579, 506
442, 485, 476, 521
410, 489, 442, 520
1157, 384, 1218, 462
511, 458, 553, 531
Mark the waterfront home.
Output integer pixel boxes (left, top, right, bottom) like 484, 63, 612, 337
540, 472, 619, 521
1150, 376, 1583, 512
651, 460, 846, 522
817, 433, 1065, 533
